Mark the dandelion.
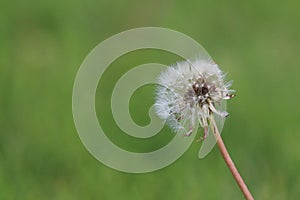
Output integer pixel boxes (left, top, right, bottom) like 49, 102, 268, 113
155, 58, 234, 139
155, 58, 254, 200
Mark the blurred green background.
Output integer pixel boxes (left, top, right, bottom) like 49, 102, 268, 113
1, 0, 300, 199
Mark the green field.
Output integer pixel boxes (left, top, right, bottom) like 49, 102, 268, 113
1, 0, 300, 199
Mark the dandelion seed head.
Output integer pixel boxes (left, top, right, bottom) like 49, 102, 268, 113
155, 58, 234, 136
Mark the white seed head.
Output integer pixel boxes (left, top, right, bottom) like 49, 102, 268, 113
155, 58, 234, 136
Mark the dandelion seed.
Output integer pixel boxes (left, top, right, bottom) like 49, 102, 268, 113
155, 58, 234, 139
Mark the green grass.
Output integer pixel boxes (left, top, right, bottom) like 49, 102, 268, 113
1, 0, 300, 199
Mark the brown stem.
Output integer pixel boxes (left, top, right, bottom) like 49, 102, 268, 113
210, 116, 254, 200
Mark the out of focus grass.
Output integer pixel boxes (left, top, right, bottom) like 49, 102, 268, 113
1, 0, 300, 199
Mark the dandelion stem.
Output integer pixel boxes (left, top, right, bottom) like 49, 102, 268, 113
210, 116, 254, 200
